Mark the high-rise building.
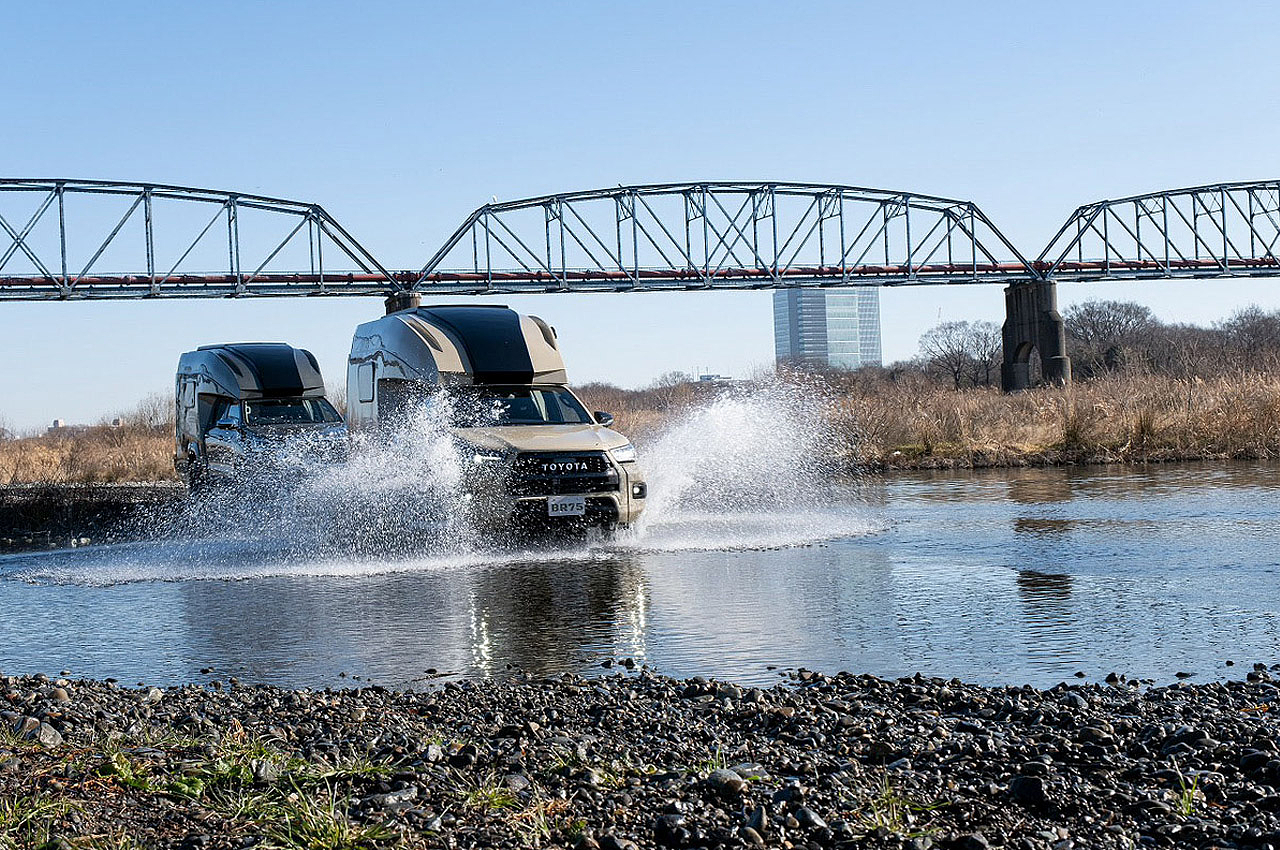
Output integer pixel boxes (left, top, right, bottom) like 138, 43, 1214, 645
773, 288, 882, 370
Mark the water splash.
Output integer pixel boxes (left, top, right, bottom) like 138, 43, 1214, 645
621, 378, 876, 552
0, 379, 881, 586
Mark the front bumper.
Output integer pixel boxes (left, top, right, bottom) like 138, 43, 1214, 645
466, 450, 645, 529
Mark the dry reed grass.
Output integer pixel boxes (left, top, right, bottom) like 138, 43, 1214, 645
2, 372, 1275, 484
580, 372, 1280, 471
0, 426, 176, 484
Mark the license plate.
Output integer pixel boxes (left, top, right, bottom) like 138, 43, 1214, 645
547, 495, 586, 517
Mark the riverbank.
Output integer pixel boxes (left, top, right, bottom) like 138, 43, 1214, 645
578, 371, 1280, 471
0, 483, 181, 551
1, 373, 1276, 486
4, 670, 1280, 849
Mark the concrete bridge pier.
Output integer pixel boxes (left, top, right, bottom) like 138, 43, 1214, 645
1001, 279, 1071, 391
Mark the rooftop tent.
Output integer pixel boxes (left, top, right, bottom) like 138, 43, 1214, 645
349, 305, 567, 388
184, 343, 327, 399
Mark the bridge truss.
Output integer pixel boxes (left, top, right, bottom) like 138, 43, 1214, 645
1037, 180, 1280, 281
5, 178, 1280, 300
413, 182, 1034, 292
0, 179, 403, 299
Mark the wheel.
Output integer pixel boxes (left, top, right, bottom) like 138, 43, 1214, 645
185, 457, 209, 496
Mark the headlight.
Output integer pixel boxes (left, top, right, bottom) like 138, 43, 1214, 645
472, 451, 506, 465
610, 443, 637, 463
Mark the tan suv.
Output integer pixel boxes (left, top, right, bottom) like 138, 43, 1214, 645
346, 301, 645, 533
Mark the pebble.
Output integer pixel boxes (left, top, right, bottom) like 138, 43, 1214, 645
705, 767, 746, 796
365, 785, 417, 810
0, 669, 1277, 848
1009, 774, 1047, 805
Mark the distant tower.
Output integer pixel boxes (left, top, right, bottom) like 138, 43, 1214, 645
773, 288, 882, 369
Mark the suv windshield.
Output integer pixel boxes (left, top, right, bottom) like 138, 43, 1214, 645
244, 397, 343, 426
452, 386, 592, 427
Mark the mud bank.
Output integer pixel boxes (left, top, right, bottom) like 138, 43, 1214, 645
0, 484, 182, 551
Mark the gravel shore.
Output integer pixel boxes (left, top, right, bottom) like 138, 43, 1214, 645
4, 668, 1280, 849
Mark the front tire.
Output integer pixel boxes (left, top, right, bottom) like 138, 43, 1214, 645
185, 457, 209, 496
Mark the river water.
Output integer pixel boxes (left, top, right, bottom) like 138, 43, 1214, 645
0, 392, 1277, 690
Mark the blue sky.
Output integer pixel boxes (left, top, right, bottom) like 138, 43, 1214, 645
3, 1, 1280, 430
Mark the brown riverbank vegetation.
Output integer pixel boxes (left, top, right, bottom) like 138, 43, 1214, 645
0, 394, 175, 484
0, 302, 1277, 482
577, 299, 1280, 470
576, 371, 1280, 470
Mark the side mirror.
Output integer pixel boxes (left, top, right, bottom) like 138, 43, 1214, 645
215, 418, 241, 430
593, 411, 614, 427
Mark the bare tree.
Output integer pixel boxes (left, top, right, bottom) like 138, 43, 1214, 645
966, 321, 1003, 387
1218, 307, 1280, 357
1064, 300, 1157, 377
918, 320, 1002, 389
116, 391, 173, 432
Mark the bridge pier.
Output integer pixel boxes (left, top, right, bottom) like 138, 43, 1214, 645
1001, 279, 1071, 391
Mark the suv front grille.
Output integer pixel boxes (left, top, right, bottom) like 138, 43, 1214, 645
513, 453, 609, 476
511, 451, 617, 496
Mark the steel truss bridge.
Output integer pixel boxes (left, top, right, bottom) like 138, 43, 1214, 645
3, 178, 1280, 298
4, 177, 1280, 388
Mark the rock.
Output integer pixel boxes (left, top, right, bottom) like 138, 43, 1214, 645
34, 722, 62, 748
1009, 775, 1047, 805
745, 805, 769, 834
653, 813, 687, 847
504, 773, 532, 792
250, 759, 279, 785
365, 785, 418, 810
3, 668, 1280, 849
729, 761, 769, 780
16, 718, 61, 748
50, 687, 69, 703
795, 806, 828, 831
598, 835, 637, 850
705, 767, 746, 796
142, 687, 163, 704
1078, 727, 1115, 745
448, 743, 477, 767
36, 838, 73, 850
1061, 693, 1089, 710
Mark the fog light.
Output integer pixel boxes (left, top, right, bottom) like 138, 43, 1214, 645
632, 482, 646, 499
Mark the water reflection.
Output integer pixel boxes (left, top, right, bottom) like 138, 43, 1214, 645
1007, 471, 1074, 505
1016, 569, 1073, 601
466, 555, 648, 675
172, 553, 649, 686
3, 461, 1280, 689
1013, 517, 1073, 536
1013, 568, 1082, 671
